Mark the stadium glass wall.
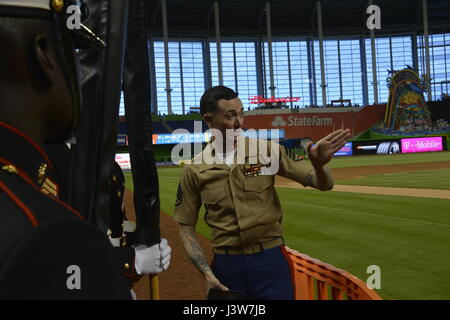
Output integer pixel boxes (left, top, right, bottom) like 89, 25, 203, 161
118, 33, 450, 116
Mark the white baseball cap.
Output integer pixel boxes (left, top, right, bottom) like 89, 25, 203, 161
0, 0, 105, 49
0, 0, 51, 11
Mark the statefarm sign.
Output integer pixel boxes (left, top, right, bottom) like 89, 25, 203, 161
245, 114, 334, 140
249, 96, 301, 104
271, 115, 333, 127
244, 114, 337, 141
244, 104, 386, 140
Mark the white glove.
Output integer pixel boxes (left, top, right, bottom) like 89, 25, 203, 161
133, 238, 171, 275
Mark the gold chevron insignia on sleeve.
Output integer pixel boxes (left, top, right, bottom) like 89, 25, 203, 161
175, 183, 183, 208
40, 178, 59, 198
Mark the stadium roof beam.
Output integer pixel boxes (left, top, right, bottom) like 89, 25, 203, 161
146, 0, 450, 37
266, 2, 276, 98
323, 0, 352, 20
317, 0, 327, 107
368, 0, 378, 104
423, 0, 432, 102
152, 0, 161, 30
214, 0, 223, 85
162, 0, 172, 115
337, 39, 343, 100
221, 0, 250, 26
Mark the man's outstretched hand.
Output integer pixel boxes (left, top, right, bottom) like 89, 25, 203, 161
307, 129, 352, 168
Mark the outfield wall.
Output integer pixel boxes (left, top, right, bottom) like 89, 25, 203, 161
244, 105, 386, 141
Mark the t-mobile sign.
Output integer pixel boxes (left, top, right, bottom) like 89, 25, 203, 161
401, 137, 443, 153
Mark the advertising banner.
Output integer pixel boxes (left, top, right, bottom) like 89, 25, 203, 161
401, 136, 443, 153
115, 153, 131, 170
334, 142, 353, 156
117, 134, 128, 146
243, 104, 386, 140
152, 133, 210, 145
353, 139, 401, 155
150, 129, 285, 145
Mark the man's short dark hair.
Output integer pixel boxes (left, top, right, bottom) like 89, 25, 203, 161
200, 85, 238, 115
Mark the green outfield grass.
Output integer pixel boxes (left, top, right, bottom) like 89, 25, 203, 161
336, 168, 450, 190
123, 151, 450, 300
277, 187, 450, 300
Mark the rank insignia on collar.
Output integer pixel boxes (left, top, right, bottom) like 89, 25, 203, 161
37, 163, 48, 186
2, 165, 18, 174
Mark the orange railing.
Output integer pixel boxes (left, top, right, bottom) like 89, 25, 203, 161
283, 247, 382, 300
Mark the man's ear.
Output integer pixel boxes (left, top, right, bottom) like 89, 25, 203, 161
31, 35, 55, 88
202, 113, 213, 128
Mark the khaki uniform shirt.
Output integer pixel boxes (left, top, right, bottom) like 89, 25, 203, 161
174, 137, 315, 248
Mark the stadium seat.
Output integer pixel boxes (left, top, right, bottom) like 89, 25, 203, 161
283, 247, 382, 300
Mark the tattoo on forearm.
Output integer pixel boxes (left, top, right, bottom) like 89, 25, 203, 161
180, 227, 212, 276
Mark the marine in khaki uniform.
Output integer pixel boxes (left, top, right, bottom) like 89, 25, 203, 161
175, 86, 351, 300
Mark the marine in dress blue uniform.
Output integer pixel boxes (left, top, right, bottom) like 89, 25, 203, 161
0, 0, 131, 299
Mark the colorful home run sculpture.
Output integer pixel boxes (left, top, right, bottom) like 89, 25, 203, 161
384, 67, 433, 133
